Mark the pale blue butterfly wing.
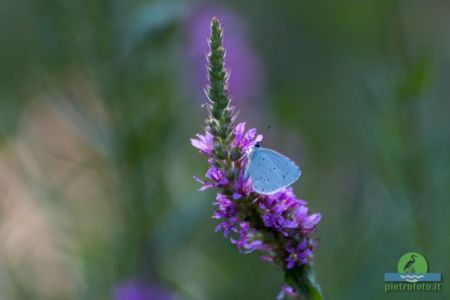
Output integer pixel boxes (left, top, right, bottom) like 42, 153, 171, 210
245, 147, 301, 195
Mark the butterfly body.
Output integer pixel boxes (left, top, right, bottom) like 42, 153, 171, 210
244, 144, 301, 195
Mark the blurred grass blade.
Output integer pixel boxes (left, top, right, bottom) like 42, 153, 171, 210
122, 0, 188, 54
397, 56, 431, 102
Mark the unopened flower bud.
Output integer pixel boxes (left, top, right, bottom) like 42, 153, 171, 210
230, 148, 241, 161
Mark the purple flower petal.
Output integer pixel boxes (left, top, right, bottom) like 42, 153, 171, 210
277, 285, 297, 300
191, 132, 214, 156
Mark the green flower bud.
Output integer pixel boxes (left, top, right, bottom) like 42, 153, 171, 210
230, 148, 242, 161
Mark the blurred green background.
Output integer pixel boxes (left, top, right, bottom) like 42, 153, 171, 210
0, 0, 449, 299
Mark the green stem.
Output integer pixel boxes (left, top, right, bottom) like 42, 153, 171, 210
285, 265, 324, 300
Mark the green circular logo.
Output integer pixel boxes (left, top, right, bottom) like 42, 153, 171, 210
397, 252, 428, 274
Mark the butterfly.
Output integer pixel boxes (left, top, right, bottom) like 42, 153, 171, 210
244, 142, 301, 195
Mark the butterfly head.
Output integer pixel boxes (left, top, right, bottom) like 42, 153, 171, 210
246, 142, 260, 157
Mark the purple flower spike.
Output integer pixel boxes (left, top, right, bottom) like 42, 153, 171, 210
191, 18, 322, 299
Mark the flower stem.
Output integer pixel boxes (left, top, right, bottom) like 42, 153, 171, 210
285, 264, 324, 300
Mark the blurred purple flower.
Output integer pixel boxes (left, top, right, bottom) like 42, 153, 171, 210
114, 280, 172, 300
277, 284, 298, 300
185, 6, 264, 102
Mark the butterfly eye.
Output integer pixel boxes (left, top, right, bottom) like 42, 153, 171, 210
255, 142, 261, 148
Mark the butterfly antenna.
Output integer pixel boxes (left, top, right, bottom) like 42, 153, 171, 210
266, 125, 271, 137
